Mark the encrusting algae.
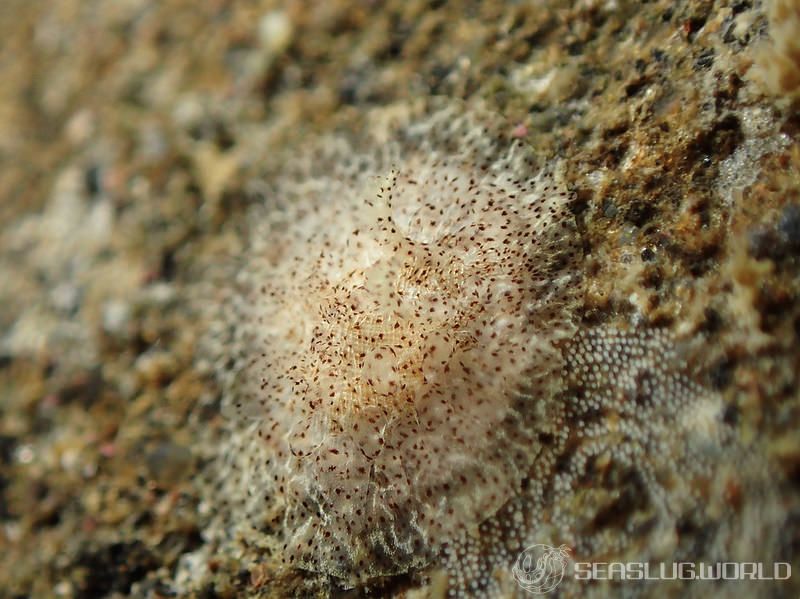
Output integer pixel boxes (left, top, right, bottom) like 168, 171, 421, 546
187, 100, 780, 598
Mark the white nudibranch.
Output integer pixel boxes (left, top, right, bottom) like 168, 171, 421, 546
197, 101, 744, 596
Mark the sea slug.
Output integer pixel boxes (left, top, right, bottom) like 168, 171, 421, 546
202, 100, 582, 586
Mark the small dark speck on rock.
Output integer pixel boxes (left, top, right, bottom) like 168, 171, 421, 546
198, 584, 220, 599
235, 568, 251, 587
158, 528, 205, 563
159, 248, 178, 281
651, 48, 667, 63
683, 14, 710, 40
625, 78, 649, 98
700, 307, 724, 335
73, 541, 159, 599
625, 200, 657, 227
0, 435, 16, 465
749, 227, 777, 259
722, 20, 738, 45
722, 401, 740, 426
749, 203, 800, 261
337, 71, 363, 105
778, 510, 800, 559
0, 475, 9, 519
690, 115, 742, 163
709, 357, 736, 390
84, 165, 102, 196
602, 199, 618, 218
146, 442, 193, 483
694, 48, 715, 70
148, 581, 178, 597
778, 204, 800, 251
59, 368, 105, 407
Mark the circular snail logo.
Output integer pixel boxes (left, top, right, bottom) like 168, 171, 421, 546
512, 543, 571, 594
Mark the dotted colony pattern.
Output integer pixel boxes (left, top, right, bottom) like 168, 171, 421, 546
443, 328, 732, 598
203, 101, 582, 586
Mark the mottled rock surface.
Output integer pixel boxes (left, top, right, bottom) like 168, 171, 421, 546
0, 0, 798, 597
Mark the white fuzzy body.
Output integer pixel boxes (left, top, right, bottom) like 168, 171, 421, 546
209, 103, 581, 584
